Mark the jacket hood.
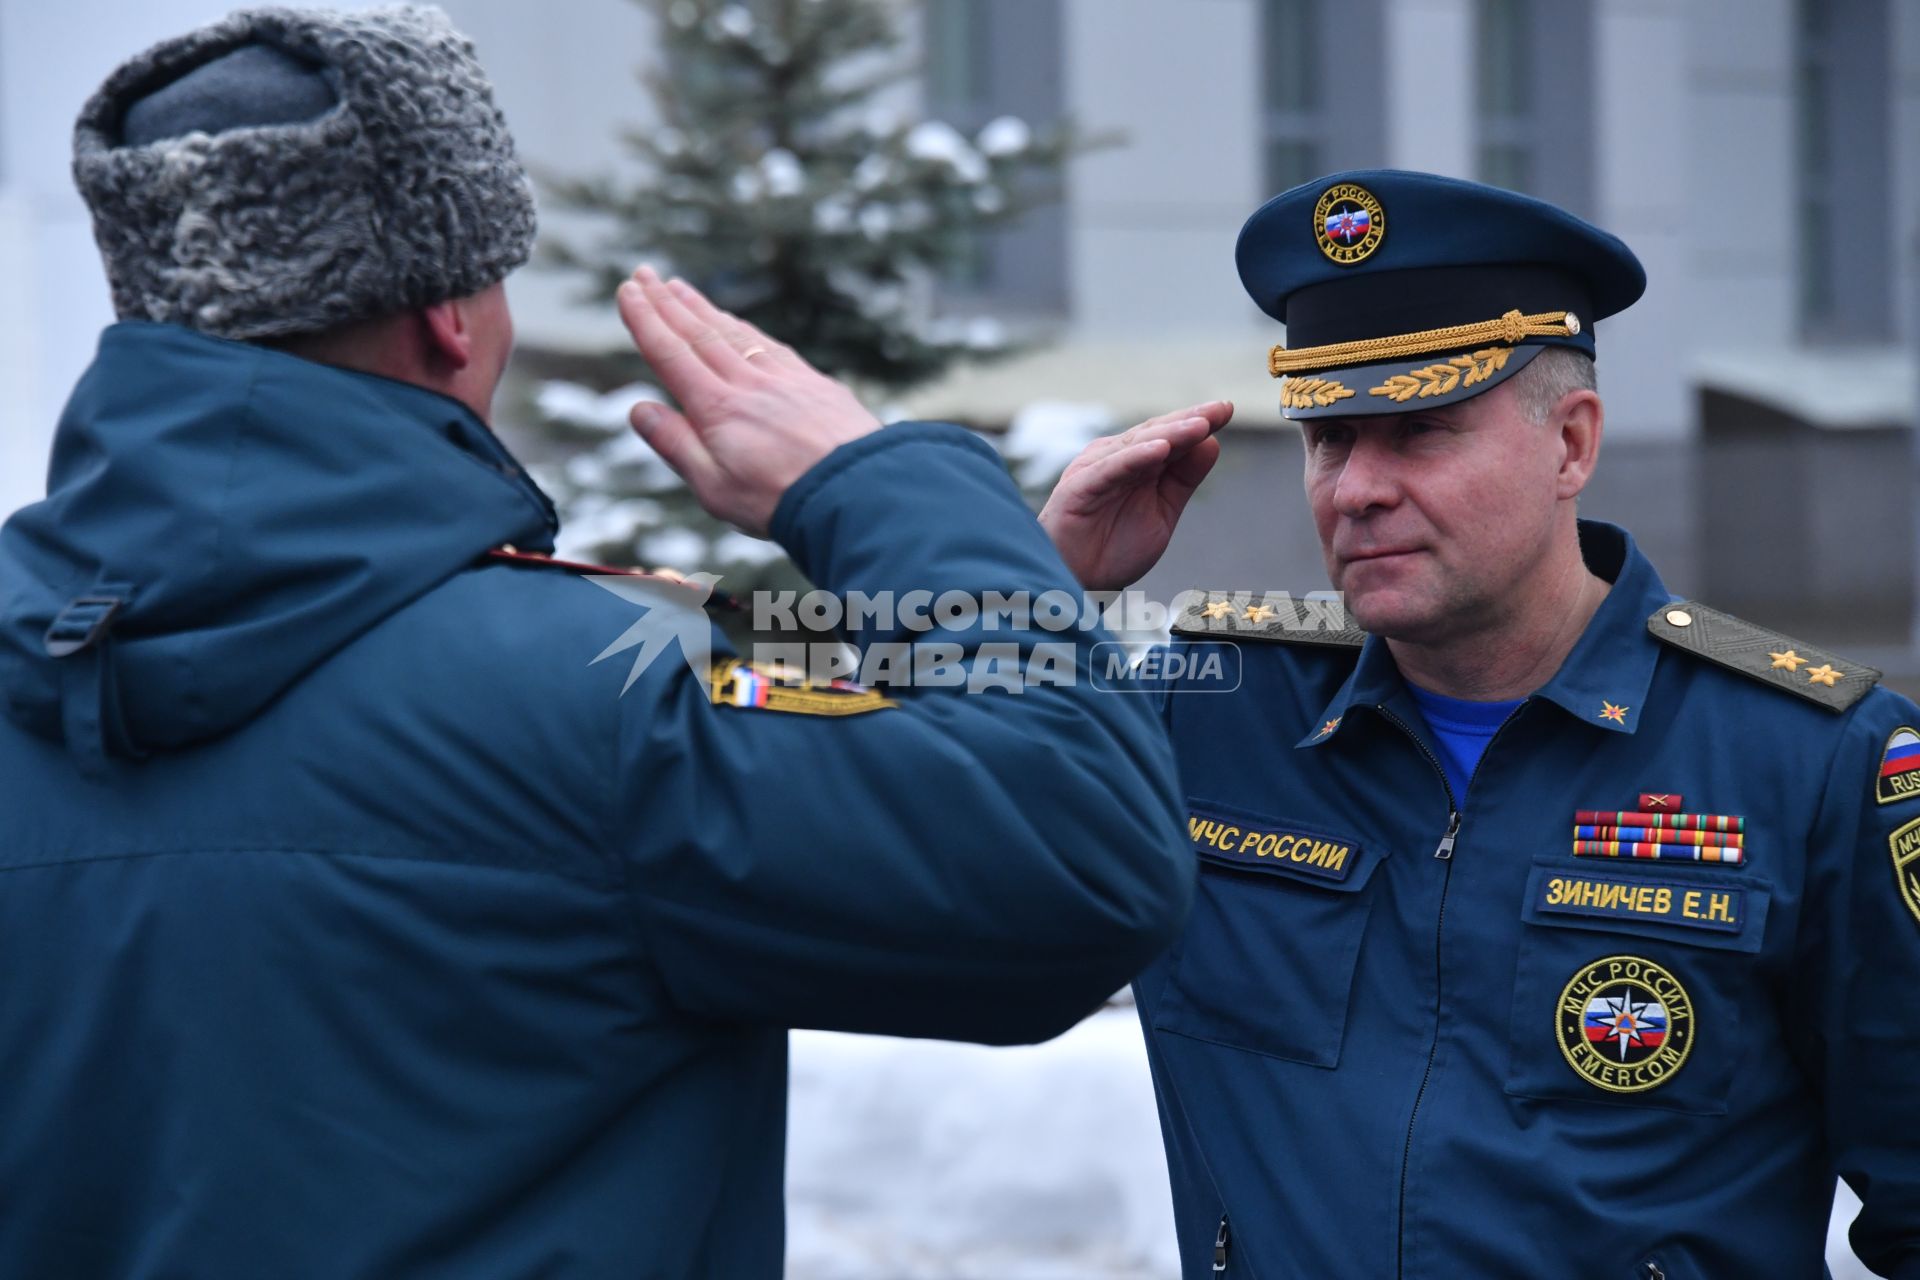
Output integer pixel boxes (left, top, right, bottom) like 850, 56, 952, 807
0, 321, 557, 766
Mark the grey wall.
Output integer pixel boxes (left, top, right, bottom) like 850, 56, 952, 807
1062, 0, 1269, 343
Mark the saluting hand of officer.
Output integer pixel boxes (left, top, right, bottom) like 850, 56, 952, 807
616, 265, 882, 537
1038, 400, 1232, 590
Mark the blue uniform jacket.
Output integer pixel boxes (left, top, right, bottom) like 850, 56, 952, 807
0, 323, 1192, 1278
1137, 521, 1920, 1280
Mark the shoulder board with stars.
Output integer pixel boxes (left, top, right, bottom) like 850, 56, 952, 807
1646, 600, 1879, 713
1171, 589, 1367, 648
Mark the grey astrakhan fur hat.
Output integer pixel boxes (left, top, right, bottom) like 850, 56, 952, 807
73, 5, 536, 341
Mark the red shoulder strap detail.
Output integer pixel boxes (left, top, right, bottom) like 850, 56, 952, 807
486, 547, 654, 577
483, 547, 742, 611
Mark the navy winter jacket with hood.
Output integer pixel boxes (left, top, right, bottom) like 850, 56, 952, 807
0, 322, 1191, 1278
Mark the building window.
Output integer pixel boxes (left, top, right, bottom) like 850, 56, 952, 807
1475, 0, 1531, 193
922, 0, 1065, 315
1796, 0, 1835, 324
1262, 0, 1321, 193
1795, 0, 1891, 340
1254, 0, 1383, 200
1471, 0, 1592, 216
925, 0, 988, 116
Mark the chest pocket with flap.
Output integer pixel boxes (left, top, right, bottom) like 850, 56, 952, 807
1151, 798, 1382, 1068
1504, 859, 1770, 1115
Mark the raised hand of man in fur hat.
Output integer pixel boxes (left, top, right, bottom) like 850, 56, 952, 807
616, 267, 882, 537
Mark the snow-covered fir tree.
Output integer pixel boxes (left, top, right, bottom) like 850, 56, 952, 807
527, 0, 1095, 591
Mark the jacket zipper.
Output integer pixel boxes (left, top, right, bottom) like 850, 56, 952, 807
1213, 1214, 1230, 1273
1375, 702, 1522, 1280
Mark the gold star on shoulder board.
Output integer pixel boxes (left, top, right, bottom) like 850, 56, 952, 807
1599, 702, 1629, 724
1318, 717, 1341, 738
1769, 649, 1807, 672
1243, 604, 1278, 623
1806, 664, 1844, 688
1199, 600, 1234, 620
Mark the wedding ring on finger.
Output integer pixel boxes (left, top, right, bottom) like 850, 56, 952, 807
741, 346, 768, 361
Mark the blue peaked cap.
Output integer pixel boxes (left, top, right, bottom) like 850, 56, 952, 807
1236, 170, 1647, 418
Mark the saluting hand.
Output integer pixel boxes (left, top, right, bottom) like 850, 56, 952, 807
1038, 401, 1231, 591
615, 266, 882, 537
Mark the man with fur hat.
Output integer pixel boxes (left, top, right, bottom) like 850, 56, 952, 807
0, 7, 1192, 1274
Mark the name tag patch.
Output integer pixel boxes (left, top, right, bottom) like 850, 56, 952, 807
1187, 809, 1358, 883
1535, 869, 1743, 933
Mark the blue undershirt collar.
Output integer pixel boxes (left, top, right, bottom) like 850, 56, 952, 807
1403, 684, 1523, 804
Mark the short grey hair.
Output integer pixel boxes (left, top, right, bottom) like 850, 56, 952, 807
1506, 346, 1597, 425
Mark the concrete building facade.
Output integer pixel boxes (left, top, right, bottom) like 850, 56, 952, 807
895, 0, 1920, 656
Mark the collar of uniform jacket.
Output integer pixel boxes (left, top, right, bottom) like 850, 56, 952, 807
1296, 520, 1668, 747
0, 321, 558, 761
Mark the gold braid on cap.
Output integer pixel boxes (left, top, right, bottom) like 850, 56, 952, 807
1268, 309, 1579, 377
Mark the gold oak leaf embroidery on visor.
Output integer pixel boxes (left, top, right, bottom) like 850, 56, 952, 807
1368, 347, 1514, 403
1280, 377, 1357, 410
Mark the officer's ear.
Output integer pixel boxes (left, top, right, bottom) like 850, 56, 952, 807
419, 299, 476, 372
1552, 389, 1603, 501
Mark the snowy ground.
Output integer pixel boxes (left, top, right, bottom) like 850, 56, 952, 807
787, 1008, 1175, 1278
787, 1008, 1875, 1279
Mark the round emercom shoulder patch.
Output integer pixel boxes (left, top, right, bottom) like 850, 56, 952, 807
1313, 182, 1386, 265
1556, 955, 1694, 1094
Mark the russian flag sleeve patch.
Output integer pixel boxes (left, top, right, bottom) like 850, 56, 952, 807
1878, 726, 1920, 806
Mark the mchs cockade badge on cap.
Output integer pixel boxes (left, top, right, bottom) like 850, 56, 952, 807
1313, 182, 1386, 265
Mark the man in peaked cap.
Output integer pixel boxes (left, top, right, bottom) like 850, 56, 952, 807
1042, 170, 1920, 1278
0, 7, 1195, 1275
